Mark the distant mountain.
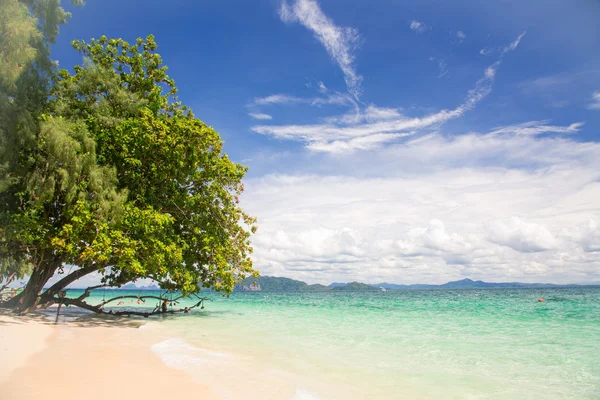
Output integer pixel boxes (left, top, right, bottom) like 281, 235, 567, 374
376, 278, 589, 290
377, 283, 431, 290
234, 276, 597, 292
332, 282, 378, 291
236, 276, 331, 292
120, 283, 160, 290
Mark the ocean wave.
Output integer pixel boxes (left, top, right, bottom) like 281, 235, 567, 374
151, 338, 234, 371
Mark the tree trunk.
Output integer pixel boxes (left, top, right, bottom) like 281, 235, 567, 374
44, 265, 100, 297
3, 252, 62, 313
37, 265, 101, 309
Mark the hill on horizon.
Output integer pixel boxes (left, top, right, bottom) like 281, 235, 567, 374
64, 277, 598, 292
235, 276, 597, 292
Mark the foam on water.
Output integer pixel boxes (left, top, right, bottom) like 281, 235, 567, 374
151, 338, 235, 369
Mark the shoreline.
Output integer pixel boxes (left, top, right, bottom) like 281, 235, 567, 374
0, 309, 220, 400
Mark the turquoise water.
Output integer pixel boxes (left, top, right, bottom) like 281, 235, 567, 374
71, 288, 600, 399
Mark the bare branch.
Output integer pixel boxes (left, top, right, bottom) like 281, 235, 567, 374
51, 296, 210, 318
98, 294, 182, 308
77, 284, 109, 301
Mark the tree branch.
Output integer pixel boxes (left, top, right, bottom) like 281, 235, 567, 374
77, 284, 109, 301
0, 273, 17, 295
50, 295, 210, 318
42, 265, 102, 298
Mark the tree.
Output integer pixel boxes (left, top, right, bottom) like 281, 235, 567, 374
0, 0, 84, 300
1, 28, 257, 313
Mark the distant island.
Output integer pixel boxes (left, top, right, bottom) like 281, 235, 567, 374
120, 283, 160, 291
235, 276, 598, 292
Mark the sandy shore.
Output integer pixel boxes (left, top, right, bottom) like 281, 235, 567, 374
0, 309, 220, 400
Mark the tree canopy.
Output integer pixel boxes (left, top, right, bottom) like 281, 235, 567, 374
0, 3, 257, 313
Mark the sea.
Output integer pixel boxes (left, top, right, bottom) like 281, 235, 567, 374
65, 287, 600, 400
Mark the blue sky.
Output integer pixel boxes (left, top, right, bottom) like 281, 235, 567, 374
46, 0, 600, 286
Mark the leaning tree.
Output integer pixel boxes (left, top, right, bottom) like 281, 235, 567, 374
1, 32, 257, 314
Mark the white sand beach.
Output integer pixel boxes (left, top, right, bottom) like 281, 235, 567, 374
0, 310, 220, 400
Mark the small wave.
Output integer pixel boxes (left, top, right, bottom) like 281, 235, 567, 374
291, 387, 321, 400
151, 338, 234, 371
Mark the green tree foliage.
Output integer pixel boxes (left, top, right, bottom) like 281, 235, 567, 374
48, 35, 257, 291
1, 13, 257, 311
0, 0, 83, 287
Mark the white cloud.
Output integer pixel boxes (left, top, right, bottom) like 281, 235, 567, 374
363, 105, 403, 122
479, 31, 526, 56
306, 132, 410, 153
579, 220, 600, 252
409, 20, 428, 34
503, 31, 527, 53
317, 81, 327, 93
252, 92, 355, 108
488, 120, 583, 136
243, 133, 600, 284
325, 105, 404, 126
487, 217, 558, 253
248, 113, 273, 120
252, 33, 528, 154
252, 94, 306, 105
587, 91, 600, 110
280, 0, 363, 98
456, 31, 466, 42
564, 220, 600, 253
252, 65, 493, 144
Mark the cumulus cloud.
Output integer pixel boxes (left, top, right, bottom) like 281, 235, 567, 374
587, 91, 600, 110
242, 132, 600, 284
565, 220, 600, 252
487, 217, 558, 253
456, 31, 466, 42
249, 113, 273, 120
409, 20, 428, 33
280, 0, 363, 98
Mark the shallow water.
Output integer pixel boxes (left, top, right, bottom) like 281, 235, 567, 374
71, 287, 600, 399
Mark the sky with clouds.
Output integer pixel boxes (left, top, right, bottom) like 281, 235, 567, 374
40, 0, 600, 287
